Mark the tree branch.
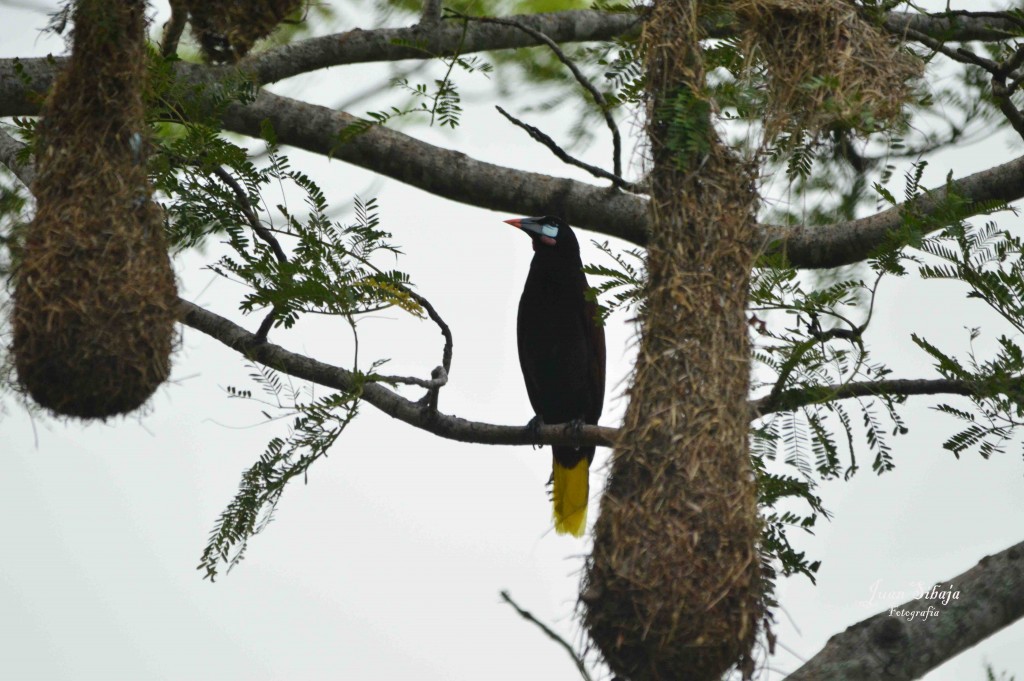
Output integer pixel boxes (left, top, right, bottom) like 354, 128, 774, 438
209, 165, 288, 264
469, 14, 623, 179
753, 378, 977, 417
5, 8, 1024, 270
401, 286, 453, 410
500, 591, 593, 681
160, 0, 189, 58
495, 105, 632, 189
179, 294, 1008, 449
419, 0, 443, 26
178, 298, 620, 449
241, 10, 642, 85
769, 152, 1024, 269
6, 60, 1024, 270
239, 9, 1024, 84
787, 538, 1024, 680
218, 89, 651, 244
885, 10, 1024, 43
7, 76, 1024, 272
373, 368, 448, 390
2, 9, 1019, 94
0, 129, 1011, 436
218, 90, 1024, 269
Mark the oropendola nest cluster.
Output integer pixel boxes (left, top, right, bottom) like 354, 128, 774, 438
11, 0, 178, 419
735, 0, 923, 143
582, 2, 763, 680
184, 0, 308, 63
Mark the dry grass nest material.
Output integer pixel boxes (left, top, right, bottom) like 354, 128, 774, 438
735, 0, 923, 141
584, 119, 763, 681
12, 0, 178, 419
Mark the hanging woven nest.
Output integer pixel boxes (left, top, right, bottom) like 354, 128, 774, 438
582, 1, 764, 679
735, 0, 923, 141
185, 0, 307, 63
12, 0, 178, 419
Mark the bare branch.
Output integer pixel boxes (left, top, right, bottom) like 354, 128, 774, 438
374, 367, 448, 390
769, 152, 1024, 269
207, 165, 289, 340
468, 14, 623, 179
894, 25, 1024, 142
240, 10, 642, 85
219, 90, 1024, 269
178, 296, 1014, 447
991, 76, 1024, 142
788, 538, 1024, 680
218, 89, 651, 245
6, 63, 1024, 270
7, 81, 1024, 270
419, 0, 443, 26
236, 10, 1024, 84
209, 165, 288, 264
753, 377, 977, 417
495, 105, 632, 189
178, 298, 620, 449
900, 25, 999, 71
160, 0, 189, 58
886, 10, 1024, 42
401, 287, 453, 410
500, 591, 593, 681
2, 9, 1020, 95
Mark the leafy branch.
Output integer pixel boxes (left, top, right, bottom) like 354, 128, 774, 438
198, 365, 366, 581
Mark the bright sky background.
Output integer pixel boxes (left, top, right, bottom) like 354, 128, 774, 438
2, 1, 1023, 680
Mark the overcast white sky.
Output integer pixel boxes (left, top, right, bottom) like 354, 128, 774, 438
2, 1, 1024, 680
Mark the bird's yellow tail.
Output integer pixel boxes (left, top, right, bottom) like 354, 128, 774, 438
552, 457, 590, 537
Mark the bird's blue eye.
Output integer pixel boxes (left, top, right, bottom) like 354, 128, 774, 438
541, 225, 559, 238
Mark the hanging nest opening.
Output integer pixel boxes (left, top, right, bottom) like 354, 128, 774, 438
12, 0, 178, 419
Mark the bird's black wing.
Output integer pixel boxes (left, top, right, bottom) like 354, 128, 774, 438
581, 279, 607, 424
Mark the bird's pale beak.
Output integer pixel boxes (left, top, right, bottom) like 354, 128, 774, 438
503, 218, 523, 229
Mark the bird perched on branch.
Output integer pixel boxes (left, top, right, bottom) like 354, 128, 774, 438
504, 215, 606, 537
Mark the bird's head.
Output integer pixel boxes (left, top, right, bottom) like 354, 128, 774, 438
503, 215, 579, 254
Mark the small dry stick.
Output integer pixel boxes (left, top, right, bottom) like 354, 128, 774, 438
495, 105, 635, 190
208, 165, 287, 341
469, 14, 624, 179
499, 590, 593, 681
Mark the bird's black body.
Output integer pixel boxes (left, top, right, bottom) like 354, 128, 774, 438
507, 216, 605, 535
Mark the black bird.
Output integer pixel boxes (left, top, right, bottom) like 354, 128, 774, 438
504, 215, 606, 536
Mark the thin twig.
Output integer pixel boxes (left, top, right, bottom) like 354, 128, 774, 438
208, 165, 288, 341
753, 377, 978, 418
373, 367, 448, 389
901, 26, 1024, 142
992, 77, 1024, 142
495, 105, 635, 190
402, 287, 452, 409
899, 25, 999, 71
499, 591, 593, 681
991, 46, 1024, 141
467, 13, 623, 179
405, 289, 452, 376
209, 165, 289, 264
